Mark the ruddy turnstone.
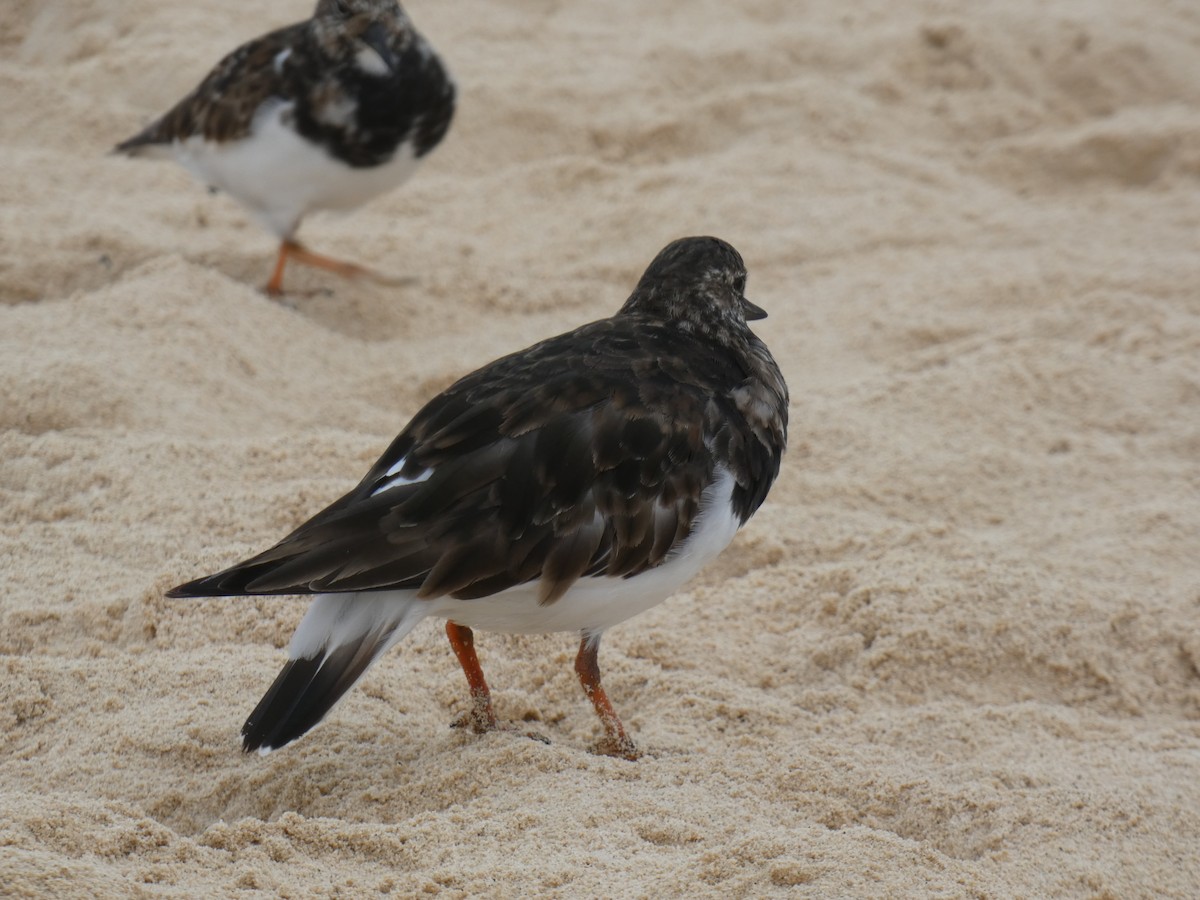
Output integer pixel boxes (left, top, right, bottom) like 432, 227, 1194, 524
114, 0, 455, 295
168, 237, 789, 759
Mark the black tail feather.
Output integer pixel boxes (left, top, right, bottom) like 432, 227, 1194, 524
241, 634, 384, 753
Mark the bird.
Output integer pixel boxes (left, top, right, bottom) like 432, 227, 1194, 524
114, 0, 455, 296
167, 236, 789, 760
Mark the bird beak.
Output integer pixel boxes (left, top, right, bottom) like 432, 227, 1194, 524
742, 297, 768, 321
359, 22, 398, 74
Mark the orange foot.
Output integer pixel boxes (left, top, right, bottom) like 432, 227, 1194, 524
576, 636, 641, 761
264, 239, 400, 296
592, 734, 641, 761
449, 707, 551, 745
445, 621, 549, 745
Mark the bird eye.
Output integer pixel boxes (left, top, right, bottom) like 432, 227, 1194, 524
733, 275, 747, 294
335, 0, 351, 15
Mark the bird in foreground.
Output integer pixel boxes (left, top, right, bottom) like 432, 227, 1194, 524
168, 236, 789, 760
114, 0, 455, 296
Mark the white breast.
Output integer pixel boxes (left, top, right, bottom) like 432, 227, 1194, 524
171, 100, 421, 238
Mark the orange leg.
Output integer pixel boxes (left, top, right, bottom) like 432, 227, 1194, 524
264, 239, 375, 296
445, 622, 498, 733
575, 636, 640, 760
265, 242, 290, 296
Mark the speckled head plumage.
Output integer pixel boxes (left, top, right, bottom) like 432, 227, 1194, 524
621, 236, 768, 341
309, 0, 414, 70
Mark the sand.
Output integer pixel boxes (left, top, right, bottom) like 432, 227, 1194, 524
3, 0, 1200, 896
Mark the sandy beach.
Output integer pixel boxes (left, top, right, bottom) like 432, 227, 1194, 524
3, 0, 1200, 896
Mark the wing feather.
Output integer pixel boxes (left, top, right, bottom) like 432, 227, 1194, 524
116, 25, 304, 151
168, 320, 773, 604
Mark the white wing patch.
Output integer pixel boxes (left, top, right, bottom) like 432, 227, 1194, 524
370, 455, 433, 497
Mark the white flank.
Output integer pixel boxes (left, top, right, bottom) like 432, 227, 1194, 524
425, 466, 742, 635
277, 467, 741, 719
171, 100, 421, 237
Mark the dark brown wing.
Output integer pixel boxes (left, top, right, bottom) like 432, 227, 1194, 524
115, 23, 308, 151
167, 317, 762, 604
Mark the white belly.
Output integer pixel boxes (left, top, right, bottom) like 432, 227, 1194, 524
427, 468, 742, 636
287, 469, 743, 664
172, 100, 421, 238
